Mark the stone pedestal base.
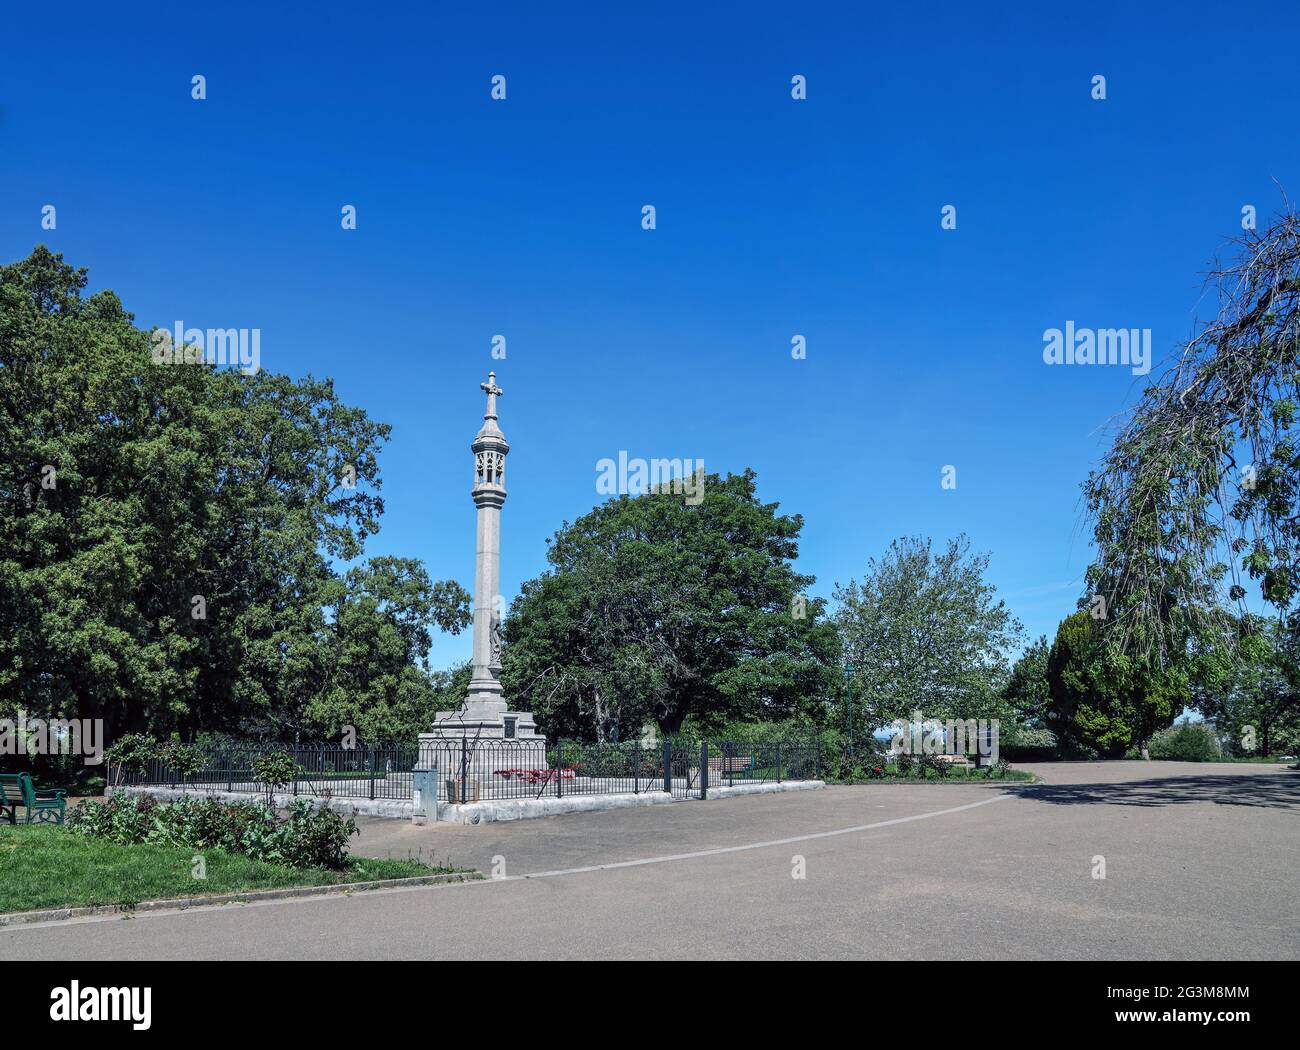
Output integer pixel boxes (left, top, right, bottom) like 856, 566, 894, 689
417, 704, 549, 789
421, 709, 545, 744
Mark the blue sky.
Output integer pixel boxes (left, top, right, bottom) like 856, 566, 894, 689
3, 1, 1297, 668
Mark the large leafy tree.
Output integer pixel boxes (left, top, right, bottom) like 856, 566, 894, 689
1194, 615, 1300, 756
1002, 635, 1051, 727
0, 246, 468, 744
833, 535, 1022, 732
1044, 611, 1186, 757
500, 469, 839, 741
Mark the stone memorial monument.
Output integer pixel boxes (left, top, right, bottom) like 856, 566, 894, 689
419, 371, 545, 755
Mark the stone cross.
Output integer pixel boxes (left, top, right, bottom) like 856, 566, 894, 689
480, 371, 503, 418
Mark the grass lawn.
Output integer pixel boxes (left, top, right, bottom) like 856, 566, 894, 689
0, 825, 468, 914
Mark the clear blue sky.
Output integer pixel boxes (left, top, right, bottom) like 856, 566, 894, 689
3, 1, 1297, 669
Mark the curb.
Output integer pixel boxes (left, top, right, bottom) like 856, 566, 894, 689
0, 870, 482, 928
825, 776, 1041, 787
439, 779, 825, 824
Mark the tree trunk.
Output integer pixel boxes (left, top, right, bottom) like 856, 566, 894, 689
1139, 741, 1150, 760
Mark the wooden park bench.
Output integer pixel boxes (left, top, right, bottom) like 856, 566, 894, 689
708, 755, 756, 776
0, 772, 68, 825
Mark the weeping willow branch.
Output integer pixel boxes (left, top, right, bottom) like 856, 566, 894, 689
1085, 201, 1300, 665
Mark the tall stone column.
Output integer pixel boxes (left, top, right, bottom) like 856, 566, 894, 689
464, 372, 508, 719
422, 371, 543, 749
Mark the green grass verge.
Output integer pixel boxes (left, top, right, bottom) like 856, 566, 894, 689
0, 825, 468, 913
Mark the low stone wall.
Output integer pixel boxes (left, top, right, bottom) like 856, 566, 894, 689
437, 788, 675, 825
112, 778, 826, 825
437, 779, 825, 824
109, 785, 416, 820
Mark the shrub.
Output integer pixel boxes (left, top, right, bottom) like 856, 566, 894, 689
1147, 722, 1222, 762
158, 741, 206, 781
1001, 726, 1059, 762
252, 751, 302, 800
70, 793, 358, 869
104, 733, 158, 786
275, 800, 357, 869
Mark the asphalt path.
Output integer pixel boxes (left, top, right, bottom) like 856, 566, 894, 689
3, 761, 1296, 960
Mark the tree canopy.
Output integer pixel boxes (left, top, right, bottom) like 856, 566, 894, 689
1085, 210, 1300, 666
833, 534, 1022, 732
500, 469, 839, 741
1043, 610, 1185, 757
0, 246, 469, 744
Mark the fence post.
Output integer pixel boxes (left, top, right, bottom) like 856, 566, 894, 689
700, 740, 709, 800
460, 736, 469, 805
663, 739, 672, 795
555, 739, 563, 798
368, 748, 376, 800
777, 743, 783, 784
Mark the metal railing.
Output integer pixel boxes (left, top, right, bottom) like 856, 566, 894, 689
124, 738, 825, 805
125, 742, 420, 801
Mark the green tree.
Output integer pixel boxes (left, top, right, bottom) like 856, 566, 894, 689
500, 470, 839, 741
1044, 611, 1186, 757
1003, 635, 1051, 726
0, 246, 467, 744
1196, 616, 1300, 756
834, 535, 1022, 731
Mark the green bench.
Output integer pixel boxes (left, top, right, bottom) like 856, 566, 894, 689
0, 772, 68, 825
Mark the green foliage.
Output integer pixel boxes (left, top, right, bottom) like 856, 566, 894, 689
822, 746, 1023, 782
0, 247, 469, 747
0, 825, 436, 913
1084, 212, 1300, 665
158, 740, 205, 779
69, 793, 358, 869
104, 733, 158, 784
501, 469, 839, 741
1044, 612, 1185, 757
1193, 615, 1300, 756
1003, 636, 1051, 725
1147, 721, 1223, 762
252, 751, 301, 797
834, 535, 1022, 730
1000, 726, 1059, 761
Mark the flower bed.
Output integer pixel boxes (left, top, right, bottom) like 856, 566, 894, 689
70, 793, 359, 870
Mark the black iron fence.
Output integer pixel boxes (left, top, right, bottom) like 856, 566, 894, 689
123, 738, 825, 805
125, 742, 419, 801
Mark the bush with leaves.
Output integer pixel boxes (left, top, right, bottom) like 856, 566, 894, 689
1147, 721, 1223, 762
252, 751, 302, 800
158, 740, 206, 781
69, 793, 358, 869
104, 734, 158, 786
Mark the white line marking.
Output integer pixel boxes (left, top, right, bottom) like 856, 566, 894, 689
507, 792, 1014, 881
0, 793, 1013, 932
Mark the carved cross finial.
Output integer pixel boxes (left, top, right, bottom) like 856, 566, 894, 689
480, 370, 503, 418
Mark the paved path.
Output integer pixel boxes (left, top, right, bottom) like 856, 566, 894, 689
3, 761, 1297, 959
